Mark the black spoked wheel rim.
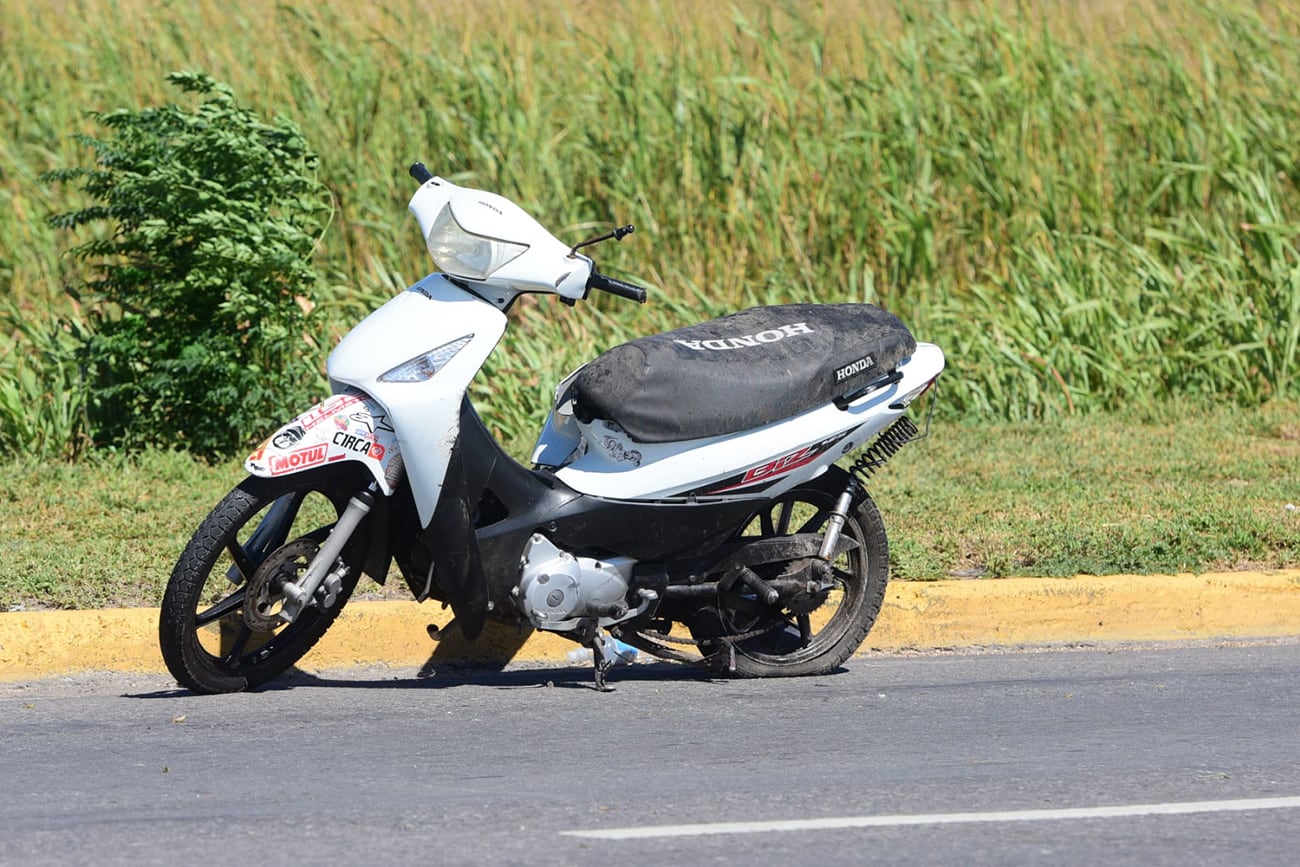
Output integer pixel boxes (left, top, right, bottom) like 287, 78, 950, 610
725, 489, 866, 663
160, 470, 367, 693
690, 478, 888, 677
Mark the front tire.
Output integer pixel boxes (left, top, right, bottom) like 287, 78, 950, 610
159, 469, 369, 694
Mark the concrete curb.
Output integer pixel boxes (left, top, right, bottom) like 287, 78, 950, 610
3, 570, 1298, 681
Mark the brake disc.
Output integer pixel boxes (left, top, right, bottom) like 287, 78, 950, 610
243, 538, 319, 632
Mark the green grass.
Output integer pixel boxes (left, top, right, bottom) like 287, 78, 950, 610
0, 450, 242, 610
3, 402, 1297, 611
3, 0, 1300, 456
1, 1, 1298, 607
875, 399, 1300, 580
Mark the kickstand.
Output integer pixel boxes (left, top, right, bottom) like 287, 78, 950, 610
592, 660, 615, 692
581, 627, 617, 693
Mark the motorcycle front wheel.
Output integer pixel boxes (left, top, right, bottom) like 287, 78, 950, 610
690, 481, 888, 677
159, 468, 369, 694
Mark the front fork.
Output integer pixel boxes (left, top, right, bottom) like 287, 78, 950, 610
278, 483, 378, 623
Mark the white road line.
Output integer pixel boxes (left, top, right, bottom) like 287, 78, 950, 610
562, 796, 1300, 841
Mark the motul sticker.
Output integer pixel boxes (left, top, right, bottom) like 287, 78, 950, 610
268, 443, 328, 475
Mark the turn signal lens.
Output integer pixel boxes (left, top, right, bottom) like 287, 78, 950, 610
377, 335, 474, 383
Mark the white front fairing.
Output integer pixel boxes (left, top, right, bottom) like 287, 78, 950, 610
325, 273, 508, 525
535, 343, 945, 501
408, 177, 593, 302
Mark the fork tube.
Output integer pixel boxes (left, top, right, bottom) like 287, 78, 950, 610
279, 485, 376, 622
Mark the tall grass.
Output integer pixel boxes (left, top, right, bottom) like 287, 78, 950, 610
0, 302, 88, 458
2, 0, 1299, 454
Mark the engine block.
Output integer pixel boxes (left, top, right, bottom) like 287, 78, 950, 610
513, 534, 635, 630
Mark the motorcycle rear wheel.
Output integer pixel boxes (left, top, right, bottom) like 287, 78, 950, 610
691, 481, 888, 677
159, 469, 368, 694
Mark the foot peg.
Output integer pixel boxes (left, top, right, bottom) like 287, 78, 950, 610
426, 619, 459, 642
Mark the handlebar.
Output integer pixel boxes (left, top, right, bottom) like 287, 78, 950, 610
587, 270, 648, 304
409, 162, 433, 184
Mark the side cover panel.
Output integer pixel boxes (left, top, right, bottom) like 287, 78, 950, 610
551, 343, 945, 501
421, 400, 768, 640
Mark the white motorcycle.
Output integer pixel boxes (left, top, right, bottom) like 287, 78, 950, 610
159, 163, 945, 693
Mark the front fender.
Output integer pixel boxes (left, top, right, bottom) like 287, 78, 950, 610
245, 391, 403, 495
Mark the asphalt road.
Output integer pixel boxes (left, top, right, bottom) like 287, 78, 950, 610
2, 641, 1297, 866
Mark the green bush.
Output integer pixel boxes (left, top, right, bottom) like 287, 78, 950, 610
43, 72, 331, 457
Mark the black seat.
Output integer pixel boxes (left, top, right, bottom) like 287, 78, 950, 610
572, 303, 916, 443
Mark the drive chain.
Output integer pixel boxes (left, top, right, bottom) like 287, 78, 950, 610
630, 617, 785, 649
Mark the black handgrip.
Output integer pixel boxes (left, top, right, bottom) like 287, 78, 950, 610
587, 271, 648, 304
409, 162, 433, 183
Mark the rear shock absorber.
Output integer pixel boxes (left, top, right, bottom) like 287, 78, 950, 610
817, 416, 922, 568
849, 415, 919, 483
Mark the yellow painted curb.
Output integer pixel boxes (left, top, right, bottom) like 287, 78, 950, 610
2, 570, 1298, 681
869, 570, 1300, 648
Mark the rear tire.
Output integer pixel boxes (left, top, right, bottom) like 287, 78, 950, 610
159, 469, 368, 694
690, 480, 888, 677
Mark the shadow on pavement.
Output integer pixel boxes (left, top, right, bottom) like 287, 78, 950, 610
123, 659, 753, 698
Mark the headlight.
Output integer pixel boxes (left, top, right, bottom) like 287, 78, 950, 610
425, 204, 527, 280
378, 335, 475, 383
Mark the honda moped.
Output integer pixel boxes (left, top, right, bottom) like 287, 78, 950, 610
159, 163, 944, 692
